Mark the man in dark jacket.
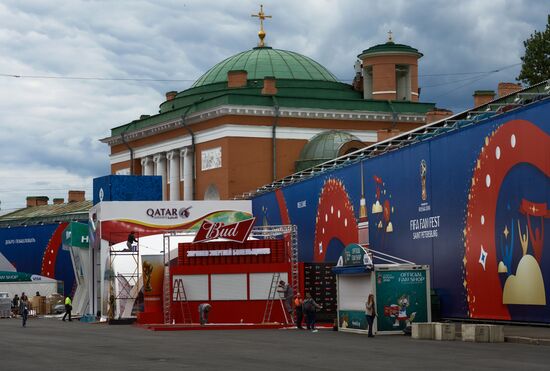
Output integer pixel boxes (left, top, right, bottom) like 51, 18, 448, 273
303, 292, 322, 332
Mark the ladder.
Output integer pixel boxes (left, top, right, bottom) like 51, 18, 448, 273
173, 277, 193, 324
262, 272, 280, 323
262, 272, 293, 324
162, 265, 171, 324
162, 234, 171, 324
289, 225, 299, 298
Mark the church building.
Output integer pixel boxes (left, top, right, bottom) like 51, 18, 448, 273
101, 6, 444, 201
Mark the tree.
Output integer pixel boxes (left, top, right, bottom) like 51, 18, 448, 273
517, 15, 550, 86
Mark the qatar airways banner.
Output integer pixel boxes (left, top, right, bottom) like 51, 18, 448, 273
90, 200, 253, 244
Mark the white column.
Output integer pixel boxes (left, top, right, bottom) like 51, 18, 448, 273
141, 156, 154, 176
182, 147, 194, 201
153, 153, 167, 200
167, 150, 180, 201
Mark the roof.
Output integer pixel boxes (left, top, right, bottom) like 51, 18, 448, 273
0, 201, 92, 227
192, 47, 338, 87
295, 130, 362, 172
106, 45, 435, 140
358, 41, 423, 58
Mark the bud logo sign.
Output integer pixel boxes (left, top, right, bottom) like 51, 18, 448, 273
193, 218, 255, 243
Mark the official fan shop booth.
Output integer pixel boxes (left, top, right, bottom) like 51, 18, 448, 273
333, 244, 431, 335
87, 200, 296, 324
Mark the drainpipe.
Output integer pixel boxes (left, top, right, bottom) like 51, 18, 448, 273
120, 126, 134, 175
271, 96, 280, 181
180, 106, 196, 200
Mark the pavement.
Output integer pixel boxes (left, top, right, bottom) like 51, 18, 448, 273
501, 324, 550, 345
1, 317, 549, 370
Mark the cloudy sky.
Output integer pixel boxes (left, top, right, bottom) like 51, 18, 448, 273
0, 0, 547, 211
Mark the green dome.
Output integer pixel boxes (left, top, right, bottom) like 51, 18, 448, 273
295, 130, 364, 172
192, 47, 338, 87
358, 41, 423, 58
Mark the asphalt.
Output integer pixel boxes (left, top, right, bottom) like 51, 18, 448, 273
1, 318, 549, 370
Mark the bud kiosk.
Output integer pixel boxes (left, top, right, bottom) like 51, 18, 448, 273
333, 244, 431, 334
88, 200, 296, 326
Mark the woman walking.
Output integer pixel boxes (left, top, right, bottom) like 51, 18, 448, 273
366, 294, 376, 337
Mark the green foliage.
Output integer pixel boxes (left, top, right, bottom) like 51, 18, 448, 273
517, 15, 550, 86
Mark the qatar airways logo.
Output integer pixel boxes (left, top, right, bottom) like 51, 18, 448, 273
146, 206, 192, 219
193, 218, 255, 243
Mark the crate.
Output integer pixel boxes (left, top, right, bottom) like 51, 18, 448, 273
412, 322, 435, 340
31, 296, 47, 315
434, 322, 456, 341
487, 325, 504, 342
462, 324, 489, 342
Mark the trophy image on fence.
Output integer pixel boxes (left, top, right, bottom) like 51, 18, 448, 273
143, 260, 154, 292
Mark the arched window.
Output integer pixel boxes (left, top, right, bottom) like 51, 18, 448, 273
204, 184, 220, 200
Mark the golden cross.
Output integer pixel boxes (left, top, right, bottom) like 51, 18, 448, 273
251, 5, 272, 47
388, 30, 393, 42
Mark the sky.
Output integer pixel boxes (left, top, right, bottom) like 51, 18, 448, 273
0, 0, 547, 212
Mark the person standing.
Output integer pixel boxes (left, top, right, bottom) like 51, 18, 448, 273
62, 295, 72, 322
12, 294, 19, 317
198, 303, 211, 325
366, 294, 376, 337
294, 293, 304, 329
278, 280, 294, 321
19, 296, 29, 327
303, 292, 322, 332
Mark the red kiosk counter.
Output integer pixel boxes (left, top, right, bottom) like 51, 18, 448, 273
170, 238, 291, 324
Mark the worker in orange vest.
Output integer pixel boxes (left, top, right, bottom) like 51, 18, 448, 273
294, 293, 304, 329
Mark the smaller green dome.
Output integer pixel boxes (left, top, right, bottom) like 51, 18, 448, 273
295, 130, 364, 172
358, 41, 423, 58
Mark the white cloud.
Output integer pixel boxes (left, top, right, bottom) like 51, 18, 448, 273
0, 0, 547, 210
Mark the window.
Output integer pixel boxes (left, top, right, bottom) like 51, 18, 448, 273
211, 274, 247, 300
396, 65, 411, 101
172, 274, 208, 301
204, 184, 220, 200
249, 272, 289, 300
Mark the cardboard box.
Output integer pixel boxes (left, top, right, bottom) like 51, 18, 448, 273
31, 296, 47, 315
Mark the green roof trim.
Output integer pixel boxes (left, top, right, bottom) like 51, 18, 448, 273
111, 88, 435, 137
359, 41, 422, 58
192, 47, 338, 87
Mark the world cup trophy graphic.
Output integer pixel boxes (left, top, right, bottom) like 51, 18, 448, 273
420, 160, 427, 201
142, 260, 154, 292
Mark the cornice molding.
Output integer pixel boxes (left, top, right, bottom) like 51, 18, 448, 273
101, 105, 426, 146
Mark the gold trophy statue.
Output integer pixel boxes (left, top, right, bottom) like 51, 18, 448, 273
420, 160, 427, 201
142, 260, 154, 292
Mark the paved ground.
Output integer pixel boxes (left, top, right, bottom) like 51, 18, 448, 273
0, 318, 549, 371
